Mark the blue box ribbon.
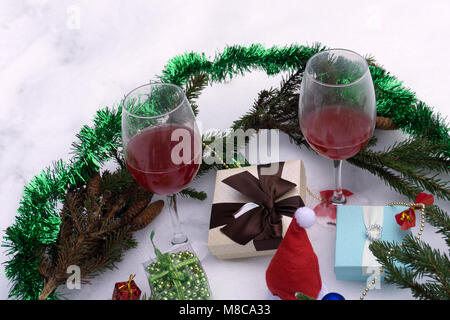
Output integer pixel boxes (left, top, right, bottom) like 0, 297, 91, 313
335, 205, 410, 281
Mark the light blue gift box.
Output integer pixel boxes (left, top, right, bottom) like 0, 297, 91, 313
334, 205, 410, 281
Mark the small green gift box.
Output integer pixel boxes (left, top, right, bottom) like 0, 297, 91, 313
143, 231, 211, 300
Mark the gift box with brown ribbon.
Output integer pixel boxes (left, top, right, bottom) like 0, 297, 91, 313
207, 160, 306, 259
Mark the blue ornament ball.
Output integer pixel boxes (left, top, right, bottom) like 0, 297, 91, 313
322, 292, 345, 300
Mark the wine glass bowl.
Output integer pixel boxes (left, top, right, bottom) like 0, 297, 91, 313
299, 49, 376, 204
122, 83, 202, 244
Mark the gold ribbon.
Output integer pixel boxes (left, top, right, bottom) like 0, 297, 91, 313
118, 274, 136, 300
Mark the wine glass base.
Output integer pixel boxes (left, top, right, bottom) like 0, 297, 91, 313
171, 233, 188, 246
330, 195, 346, 205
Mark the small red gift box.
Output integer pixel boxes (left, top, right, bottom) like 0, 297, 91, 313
112, 274, 141, 300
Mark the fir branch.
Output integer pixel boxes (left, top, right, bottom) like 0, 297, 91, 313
374, 138, 450, 174
99, 168, 137, 196
232, 70, 309, 148
36, 169, 162, 300
179, 188, 207, 201
397, 235, 449, 287
184, 72, 209, 116
93, 226, 138, 272
346, 155, 421, 199
351, 140, 450, 201
232, 68, 450, 201
370, 235, 450, 300
424, 205, 450, 247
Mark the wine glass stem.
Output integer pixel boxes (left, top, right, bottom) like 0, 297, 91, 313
331, 160, 346, 204
167, 194, 188, 245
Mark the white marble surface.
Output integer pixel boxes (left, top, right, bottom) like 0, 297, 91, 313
0, 0, 449, 300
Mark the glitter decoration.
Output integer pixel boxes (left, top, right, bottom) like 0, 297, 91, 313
143, 231, 211, 300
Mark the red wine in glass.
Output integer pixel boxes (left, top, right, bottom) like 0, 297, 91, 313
300, 105, 374, 160
298, 49, 376, 204
126, 124, 201, 195
122, 83, 202, 245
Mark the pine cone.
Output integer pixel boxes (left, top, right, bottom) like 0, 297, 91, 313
130, 200, 164, 231
121, 193, 153, 224
86, 172, 101, 198
376, 116, 398, 130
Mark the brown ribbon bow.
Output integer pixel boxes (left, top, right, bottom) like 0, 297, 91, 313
210, 162, 304, 251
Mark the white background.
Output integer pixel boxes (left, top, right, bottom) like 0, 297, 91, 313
0, 0, 449, 300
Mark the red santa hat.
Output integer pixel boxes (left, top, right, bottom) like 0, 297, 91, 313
266, 207, 322, 300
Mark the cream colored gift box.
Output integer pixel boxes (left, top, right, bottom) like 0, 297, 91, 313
207, 160, 306, 259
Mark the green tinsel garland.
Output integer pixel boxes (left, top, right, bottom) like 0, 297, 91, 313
161, 44, 448, 149
3, 107, 122, 300
3, 43, 449, 300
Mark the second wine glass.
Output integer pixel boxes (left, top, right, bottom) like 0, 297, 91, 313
299, 49, 376, 204
122, 83, 202, 245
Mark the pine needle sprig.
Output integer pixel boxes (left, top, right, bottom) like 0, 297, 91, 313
183, 72, 209, 116
179, 188, 207, 201
370, 235, 450, 300
345, 155, 422, 200
424, 205, 450, 247
351, 139, 450, 201
36, 170, 163, 300
373, 138, 450, 173
232, 70, 309, 149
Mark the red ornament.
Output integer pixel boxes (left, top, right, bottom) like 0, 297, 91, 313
394, 193, 434, 231
313, 189, 353, 220
395, 208, 416, 231
415, 192, 434, 206
112, 274, 141, 300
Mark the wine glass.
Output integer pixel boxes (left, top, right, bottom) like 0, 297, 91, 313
122, 83, 202, 245
299, 49, 376, 204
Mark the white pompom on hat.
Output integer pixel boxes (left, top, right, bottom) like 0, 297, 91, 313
294, 206, 316, 228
